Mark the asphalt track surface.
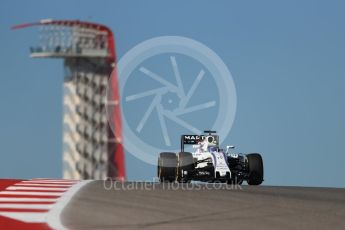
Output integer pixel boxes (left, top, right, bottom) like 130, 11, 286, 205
61, 181, 345, 230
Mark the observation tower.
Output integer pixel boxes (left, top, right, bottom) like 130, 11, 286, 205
13, 19, 125, 180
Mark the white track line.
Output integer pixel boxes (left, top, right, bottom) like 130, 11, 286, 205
0, 212, 47, 223
6, 186, 68, 191
46, 180, 92, 230
0, 198, 58, 202
26, 180, 76, 182
0, 191, 63, 196
30, 179, 78, 181
0, 203, 53, 209
0, 180, 91, 227
24, 181, 76, 184
16, 183, 72, 187
31, 179, 78, 181
30, 178, 79, 181
29, 180, 77, 183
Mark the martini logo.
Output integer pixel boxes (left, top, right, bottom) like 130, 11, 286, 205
184, 135, 202, 140
183, 135, 205, 144
182, 135, 205, 144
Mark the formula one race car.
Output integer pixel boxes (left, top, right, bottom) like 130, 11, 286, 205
157, 131, 264, 185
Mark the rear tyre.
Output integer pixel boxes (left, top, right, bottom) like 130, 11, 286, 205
158, 152, 177, 182
176, 152, 194, 183
246, 153, 264, 185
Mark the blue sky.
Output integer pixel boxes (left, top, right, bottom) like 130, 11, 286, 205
0, 0, 345, 187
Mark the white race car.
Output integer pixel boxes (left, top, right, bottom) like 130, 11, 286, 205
157, 130, 264, 185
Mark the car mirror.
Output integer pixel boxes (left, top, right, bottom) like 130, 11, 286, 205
226, 145, 235, 152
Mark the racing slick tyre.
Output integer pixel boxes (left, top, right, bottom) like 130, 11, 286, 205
158, 152, 177, 183
176, 152, 194, 183
246, 153, 264, 185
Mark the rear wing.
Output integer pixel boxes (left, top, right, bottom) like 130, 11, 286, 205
180, 132, 220, 152
180, 135, 204, 152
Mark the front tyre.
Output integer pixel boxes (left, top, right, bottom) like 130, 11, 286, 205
158, 152, 177, 182
246, 153, 264, 185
